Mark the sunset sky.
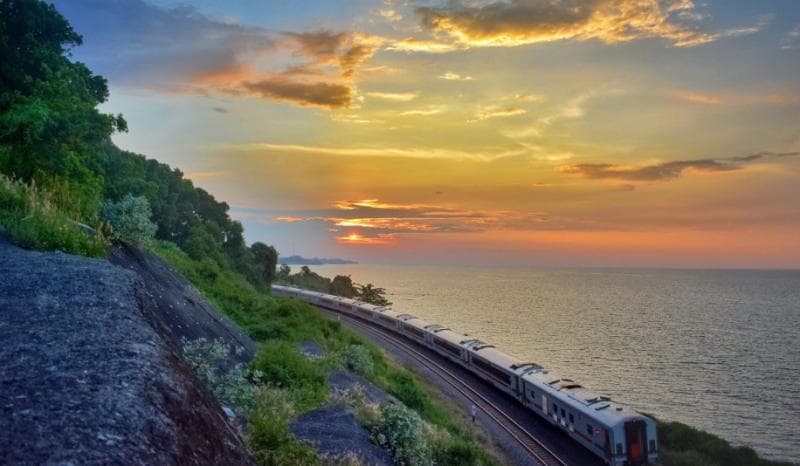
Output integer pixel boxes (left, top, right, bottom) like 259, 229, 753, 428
55, 0, 800, 267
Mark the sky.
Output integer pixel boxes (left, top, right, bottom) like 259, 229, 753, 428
53, 0, 800, 268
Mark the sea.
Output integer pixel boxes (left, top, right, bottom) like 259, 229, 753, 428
310, 264, 800, 463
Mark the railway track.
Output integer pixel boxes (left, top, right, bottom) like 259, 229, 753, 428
317, 306, 569, 466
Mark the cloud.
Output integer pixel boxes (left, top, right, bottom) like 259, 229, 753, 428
243, 77, 352, 109
439, 72, 474, 81
366, 91, 421, 101
211, 107, 229, 113
559, 151, 799, 181
386, 37, 461, 53
505, 89, 609, 139
52, 1, 379, 109
271, 198, 549, 245
473, 106, 527, 121
52, 0, 276, 90
779, 24, 800, 50
411, 0, 769, 50
213, 142, 527, 161
399, 105, 447, 116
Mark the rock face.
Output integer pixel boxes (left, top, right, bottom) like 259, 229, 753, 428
0, 238, 255, 465
109, 242, 258, 364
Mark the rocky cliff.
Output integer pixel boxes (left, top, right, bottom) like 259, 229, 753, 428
0, 237, 256, 465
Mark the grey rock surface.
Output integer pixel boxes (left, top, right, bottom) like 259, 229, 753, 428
0, 238, 254, 465
328, 369, 388, 405
290, 406, 393, 466
109, 242, 258, 364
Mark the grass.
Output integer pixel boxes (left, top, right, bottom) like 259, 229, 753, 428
151, 240, 498, 465
0, 175, 107, 257
657, 420, 794, 466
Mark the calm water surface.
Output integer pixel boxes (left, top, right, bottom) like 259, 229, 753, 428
311, 264, 800, 463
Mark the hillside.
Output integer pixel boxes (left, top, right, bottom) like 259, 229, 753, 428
0, 235, 255, 464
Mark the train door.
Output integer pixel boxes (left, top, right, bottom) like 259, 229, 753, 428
624, 420, 648, 466
542, 394, 548, 416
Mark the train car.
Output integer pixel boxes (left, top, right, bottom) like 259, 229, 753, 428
372, 306, 402, 331
424, 326, 466, 363
273, 285, 657, 466
521, 370, 657, 466
397, 314, 432, 344
462, 340, 521, 397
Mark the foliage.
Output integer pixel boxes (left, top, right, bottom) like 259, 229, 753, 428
340, 345, 374, 376
431, 437, 495, 466
657, 421, 793, 466
356, 283, 392, 306
0, 0, 126, 218
100, 193, 157, 245
248, 386, 319, 466
181, 337, 258, 412
373, 403, 433, 466
251, 242, 278, 285
330, 275, 358, 298
0, 175, 107, 256
251, 340, 328, 411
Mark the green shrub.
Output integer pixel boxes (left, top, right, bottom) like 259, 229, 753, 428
248, 386, 319, 466
341, 345, 374, 376
181, 337, 257, 411
251, 341, 328, 410
101, 193, 157, 245
432, 437, 495, 465
386, 371, 429, 413
0, 175, 107, 256
373, 402, 433, 466
657, 421, 792, 466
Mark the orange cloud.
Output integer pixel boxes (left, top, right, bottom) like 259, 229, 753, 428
412, 0, 768, 49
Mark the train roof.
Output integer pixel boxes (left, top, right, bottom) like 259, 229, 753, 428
522, 370, 641, 427
465, 341, 525, 371
402, 315, 432, 330
427, 327, 464, 346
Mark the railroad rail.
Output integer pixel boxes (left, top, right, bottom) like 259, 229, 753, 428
316, 305, 569, 466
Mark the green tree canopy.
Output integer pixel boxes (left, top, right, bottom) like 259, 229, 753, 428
0, 0, 126, 216
250, 242, 278, 285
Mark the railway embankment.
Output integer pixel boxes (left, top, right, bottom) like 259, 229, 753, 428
0, 236, 255, 464
0, 235, 500, 464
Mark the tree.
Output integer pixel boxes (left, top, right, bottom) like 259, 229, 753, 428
330, 275, 358, 298
0, 0, 126, 217
250, 242, 278, 285
277, 264, 291, 280
357, 283, 392, 306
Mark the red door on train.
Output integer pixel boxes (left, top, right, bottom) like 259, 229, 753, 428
624, 420, 648, 465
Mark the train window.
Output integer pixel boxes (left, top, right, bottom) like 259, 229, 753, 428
569, 413, 574, 423
587, 424, 593, 436
561, 408, 566, 417
650, 439, 656, 452
552, 403, 558, 414
616, 443, 623, 455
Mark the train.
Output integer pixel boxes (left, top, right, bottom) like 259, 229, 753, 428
272, 284, 658, 466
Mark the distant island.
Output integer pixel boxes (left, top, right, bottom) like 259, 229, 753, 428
278, 255, 357, 265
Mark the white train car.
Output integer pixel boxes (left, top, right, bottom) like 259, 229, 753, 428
272, 284, 657, 466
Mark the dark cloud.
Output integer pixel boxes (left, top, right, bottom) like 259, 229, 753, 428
560, 151, 799, 181
243, 78, 352, 109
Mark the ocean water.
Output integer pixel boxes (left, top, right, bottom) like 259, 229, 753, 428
310, 264, 800, 463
